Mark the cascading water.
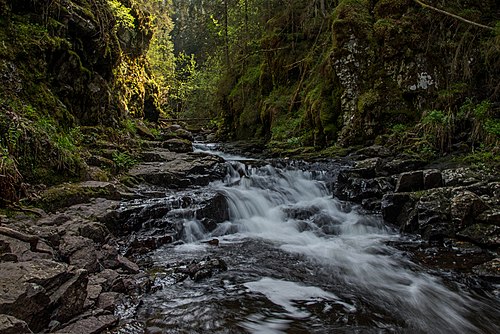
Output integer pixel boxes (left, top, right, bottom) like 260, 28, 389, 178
128, 144, 500, 334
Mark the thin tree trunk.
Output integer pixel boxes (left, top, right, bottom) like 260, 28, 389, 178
413, 0, 494, 31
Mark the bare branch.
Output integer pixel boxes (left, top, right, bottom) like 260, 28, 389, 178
414, 0, 495, 31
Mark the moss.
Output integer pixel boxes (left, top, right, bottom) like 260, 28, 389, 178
35, 181, 121, 212
357, 89, 380, 114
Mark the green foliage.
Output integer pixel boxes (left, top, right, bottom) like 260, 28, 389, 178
112, 151, 137, 171
122, 118, 137, 134
107, 0, 135, 30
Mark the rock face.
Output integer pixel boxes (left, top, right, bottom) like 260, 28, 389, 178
334, 152, 500, 251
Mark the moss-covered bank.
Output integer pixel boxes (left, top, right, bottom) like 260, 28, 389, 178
216, 0, 499, 159
0, 0, 167, 204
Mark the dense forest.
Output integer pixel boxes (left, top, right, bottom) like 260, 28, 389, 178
0, 0, 499, 203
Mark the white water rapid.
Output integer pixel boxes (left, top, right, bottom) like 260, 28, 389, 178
133, 145, 500, 334
204, 160, 494, 333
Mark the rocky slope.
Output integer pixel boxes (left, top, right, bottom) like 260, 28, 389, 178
0, 129, 228, 333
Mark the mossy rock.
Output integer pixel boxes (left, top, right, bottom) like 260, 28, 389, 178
35, 181, 122, 212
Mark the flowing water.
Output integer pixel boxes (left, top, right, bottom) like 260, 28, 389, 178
124, 144, 500, 333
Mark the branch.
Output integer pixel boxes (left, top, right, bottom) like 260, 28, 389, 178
414, 0, 494, 31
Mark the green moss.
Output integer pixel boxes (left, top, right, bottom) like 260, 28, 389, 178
357, 90, 380, 114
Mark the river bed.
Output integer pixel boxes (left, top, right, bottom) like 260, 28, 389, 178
116, 144, 500, 334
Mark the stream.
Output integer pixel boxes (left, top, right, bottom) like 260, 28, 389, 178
119, 144, 500, 334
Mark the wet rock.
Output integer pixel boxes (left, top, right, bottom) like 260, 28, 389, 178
335, 172, 395, 202
477, 209, 500, 226
450, 191, 489, 231
415, 189, 452, 242
54, 314, 118, 334
423, 169, 443, 189
195, 193, 230, 225
457, 224, 500, 247
117, 255, 140, 274
97, 292, 121, 312
0, 314, 32, 334
353, 158, 382, 178
472, 258, 500, 282
175, 257, 228, 281
129, 234, 175, 253
382, 158, 426, 175
442, 167, 493, 187
395, 171, 423, 192
381, 193, 415, 226
162, 138, 193, 153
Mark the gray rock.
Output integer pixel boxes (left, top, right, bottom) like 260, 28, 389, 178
117, 255, 140, 274
59, 236, 99, 273
78, 222, 109, 244
395, 171, 423, 192
128, 152, 224, 188
50, 269, 88, 323
0, 314, 32, 334
162, 138, 193, 153
54, 314, 118, 334
450, 191, 489, 231
0, 260, 68, 331
96, 292, 121, 312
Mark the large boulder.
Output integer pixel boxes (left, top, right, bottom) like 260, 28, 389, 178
0, 260, 70, 332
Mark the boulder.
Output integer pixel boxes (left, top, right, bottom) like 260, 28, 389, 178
472, 258, 500, 282
395, 171, 423, 192
96, 292, 121, 312
78, 222, 110, 244
450, 191, 489, 231
0, 260, 69, 332
381, 193, 414, 226
423, 169, 443, 189
415, 189, 452, 242
476, 209, 500, 226
442, 167, 492, 187
128, 152, 224, 188
162, 138, 193, 153
457, 224, 500, 247
117, 255, 140, 274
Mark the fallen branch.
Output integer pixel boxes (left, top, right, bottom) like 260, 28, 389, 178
414, 0, 494, 31
0, 226, 39, 251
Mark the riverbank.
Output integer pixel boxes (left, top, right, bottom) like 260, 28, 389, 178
0, 130, 499, 333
